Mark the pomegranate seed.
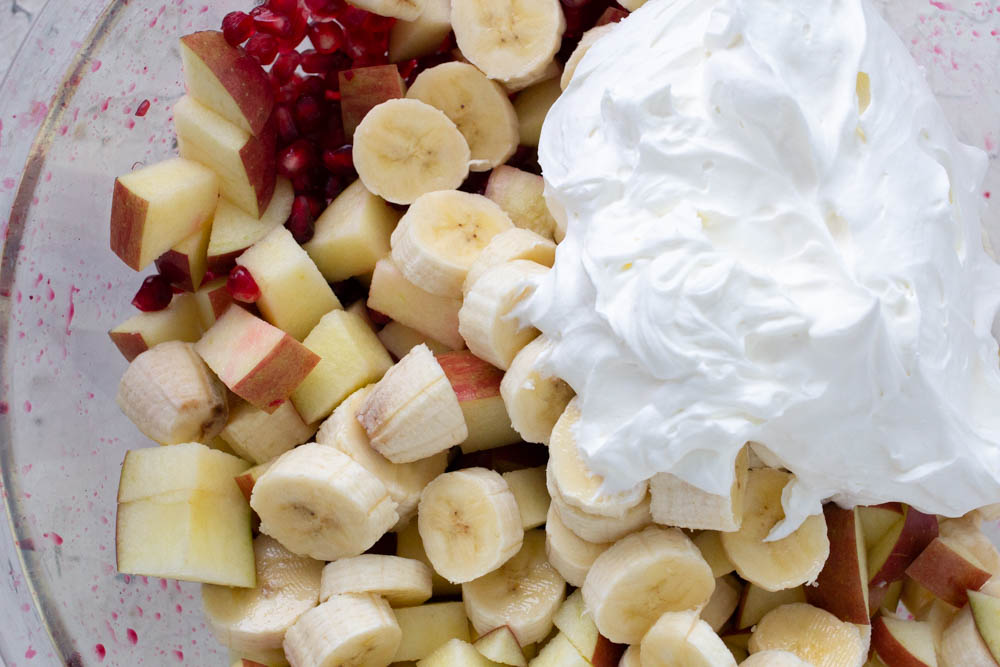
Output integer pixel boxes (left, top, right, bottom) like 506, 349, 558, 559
272, 51, 301, 82
398, 59, 418, 81
308, 20, 345, 53
286, 195, 316, 243
304, 0, 346, 16
595, 6, 628, 25
300, 49, 343, 73
294, 95, 324, 133
135, 99, 151, 117
300, 75, 329, 98
277, 139, 316, 178
560, 0, 591, 7
274, 79, 301, 104
324, 174, 348, 199
245, 33, 279, 65
252, 7, 293, 37
227, 266, 262, 303
280, 7, 311, 51
221, 11, 255, 46
322, 145, 353, 172
368, 308, 391, 325
460, 170, 491, 195
269, 0, 299, 14
131, 275, 173, 312
274, 104, 300, 143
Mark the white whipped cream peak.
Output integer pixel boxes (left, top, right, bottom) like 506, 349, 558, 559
526, 0, 1000, 537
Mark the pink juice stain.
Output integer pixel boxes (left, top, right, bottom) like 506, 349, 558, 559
24, 401, 32, 413
127, 629, 138, 645
25, 646, 36, 659
91, 60, 102, 72
95, 644, 106, 661
173, 650, 184, 662
43, 532, 62, 545
66, 285, 80, 335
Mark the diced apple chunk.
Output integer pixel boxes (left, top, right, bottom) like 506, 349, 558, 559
474, 626, 527, 667
304, 179, 401, 283
389, 0, 452, 62
290, 309, 394, 423
805, 505, 871, 625
553, 589, 626, 666
236, 226, 343, 341
220, 399, 317, 465
340, 65, 407, 138
529, 633, 589, 666
109, 293, 203, 362
417, 638, 499, 667
368, 258, 464, 349
392, 602, 471, 662
193, 277, 234, 329
436, 350, 521, 453
503, 467, 550, 530
871, 615, 937, 667
735, 584, 806, 630
195, 305, 320, 413
905, 535, 991, 607
157, 220, 214, 292
116, 442, 254, 587
969, 589, 1000, 663
207, 178, 294, 275
513, 77, 562, 148
378, 321, 452, 359
485, 167, 558, 241
110, 157, 219, 270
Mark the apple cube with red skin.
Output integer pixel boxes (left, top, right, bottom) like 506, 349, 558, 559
155, 212, 214, 291
436, 350, 521, 453
206, 178, 294, 276
871, 615, 937, 667
221, 399, 317, 465
195, 305, 320, 413
553, 589, 627, 667
806, 505, 870, 624
904, 536, 992, 607
110, 157, 219, 270
485, 166, 558, 241
859, 503, 905, 552
340, 65, 406, 138
368, 258, 464, 350
233, 460, 275, 503
867, 506, 938, 587
180, 31, 274, 137
192, 278, 233, 329
109, 292, 203, 362
174, 95, 276, 218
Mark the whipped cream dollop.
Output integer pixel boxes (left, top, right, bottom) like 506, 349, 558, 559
527, 0, 1000, 536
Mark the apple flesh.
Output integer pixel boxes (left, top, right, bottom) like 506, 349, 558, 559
871, 615, 937, 667
806, 505, 870, 624
339, 65, 407, 138
174, 95, 276, 218
940, 605, 998, 667
867, 506, 938, 587
502, 466, 549, 530
109, 292, 203, 362
905, 536, 992, 607
484, 166, 558, 241
869, 579, 904, 617
859, 503, 905, 552
969, 589, 1000, 663
553, 589, 627, 667
530, 633, 591, 667
234, 460, 275, 503
155, 212, 214, 291
110, 157, 219, 270
195, 305, 320, 413
180, 31, 274, 137
235, 225, 343, 341
378, 321, 451, 360
395, 522, 462, 597
206, 178, 294, 275
193, 278, 234, 329
368, 258, 464, 350
418, 638, 500, 667
513, 77, 562, 148
303, 179, 401, 283
220, 399, 317, 465
391, 601, 470, 662
473, 626, 526, 667
735, 584, 806, 630
389, 0, 452, 62
436, 350, 521, 453
701, 574, 742, 632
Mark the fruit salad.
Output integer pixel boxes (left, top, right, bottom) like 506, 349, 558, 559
105, 0, 1000, 666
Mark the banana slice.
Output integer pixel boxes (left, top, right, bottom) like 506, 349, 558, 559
463, 228, 556, 297
550, 490, 652, 544
739, 651, 814, 667
561, 24, 616, 90
417, 467, 524, 583
747, 603, 866, 667
544, 502, 612, 587
451, 0, 566, 86
202, 535, 323, 657
462, 529, 566, 645
407, 62, 520, 172
317, 385, 447, 525
353, 98, 471, 205
348, 0, 426, 21
249, 443, 399, 561
500, 336, 573, 445
650, 446, 750, 532
719, 469, 830, 592
391, 190, 515, 298
547, 398, 648, 518
639, 611, 737, 667
117, 341, 228, 445
320, 555, 432, 608
357, 343, 467, 463
283, 593, 401, 667
582, 525, 716, 645
621, 645, 642, 667
459, 259, 547, 370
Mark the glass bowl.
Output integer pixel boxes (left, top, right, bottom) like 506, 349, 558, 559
2, 0, 1000, 664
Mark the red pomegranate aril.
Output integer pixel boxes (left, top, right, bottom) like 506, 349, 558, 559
300, 74, 329, 98
135, 99, 151, 117
300, 49, 343, 73
131, 275, 174, 312
227, 266, 262, 303
245, 32, 279, 65
252, 7, 293, 38
560, 0, 592, 7
322, 145, 353, 173
324, 174, 348, 200
272, 51, 301, 82
278, 139, 317, 178
280, 7, 311, 51
294, 95, 325, 133
305, 194, 325, 218
286, 195, 316, 244
274, 104, 300, 144
221, 11, 255, 46
308, 20, 345, 54
304, 0, 346, 16
269, 0, 299, 14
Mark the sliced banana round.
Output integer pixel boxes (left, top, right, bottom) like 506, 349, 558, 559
202, 535, 324, 657
739, 650, 814, 667
452, 0, 566, 86
317, 385, 447, 524
550, 490, 652, 544
417, 467, 524, 583
719, 469, 830, 592
347, 0, 427, 21
547, 398, 648, 517
407, 62, 520, 172
747, 603, 865, 667
561, 24, 616, 90
501, 336, 574, 445
391, 190, 515, 298
462, 529, 566, 645
639, 611, 737, 667
544, 502, 611, 587
458, 259, 546, 370
117, 340, 228, 445
353, 98, 471, 205
283, 593, 401, 667
463, 228, 556, 297
249, 443, 399, 561
582, 525, 716, 645
320, 555, 432, 608
357, 343, 468, 463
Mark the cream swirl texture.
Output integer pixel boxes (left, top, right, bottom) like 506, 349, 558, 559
526, 0, 1000, 537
